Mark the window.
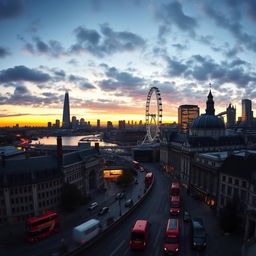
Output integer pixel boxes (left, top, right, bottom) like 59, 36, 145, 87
240, 190, 247, 200
242, 181, 247, 188
228, 177, 232, 184
221, 184, 225, 193
222, 175, 226, 182
227, 186, 232, 195
235, 179, 239, 186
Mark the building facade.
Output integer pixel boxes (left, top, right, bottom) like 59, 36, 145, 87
242, 99, 253, 123
0, 141, 103, 224
178, 105, 199, 133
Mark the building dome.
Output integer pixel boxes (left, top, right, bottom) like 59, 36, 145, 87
191, 114, 225, 130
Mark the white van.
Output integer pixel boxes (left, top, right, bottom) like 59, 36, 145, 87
72, 219, 101, 244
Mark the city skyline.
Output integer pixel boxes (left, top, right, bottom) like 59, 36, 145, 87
0, 0, 256, 126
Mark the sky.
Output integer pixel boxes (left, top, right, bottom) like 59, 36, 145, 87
0, 0, 256, 127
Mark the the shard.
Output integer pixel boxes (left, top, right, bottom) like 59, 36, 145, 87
62, 91, 70, 128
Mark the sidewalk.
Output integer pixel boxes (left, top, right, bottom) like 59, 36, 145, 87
182, 187, 243, 256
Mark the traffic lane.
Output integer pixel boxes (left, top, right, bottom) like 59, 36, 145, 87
82, 167, 170, 256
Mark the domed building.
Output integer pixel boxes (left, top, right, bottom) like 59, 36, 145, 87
190, 90, 225, 136
160, 89, 247, 209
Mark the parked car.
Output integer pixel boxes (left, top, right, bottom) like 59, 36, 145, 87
184, 211, 191, 222
98, 207, 109, 216
88, 202, 98, 211
125, 199, 134, 207
116, 192, 125, 199
191, 218, 207, 250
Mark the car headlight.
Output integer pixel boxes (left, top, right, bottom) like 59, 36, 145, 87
193, 242, 197, 246
175, 248, 179, 251
164, 248, 167, 251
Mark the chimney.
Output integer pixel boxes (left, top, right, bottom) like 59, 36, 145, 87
57, 136, 63, 164
95, 142, 100, 153
1, 152, 5, 167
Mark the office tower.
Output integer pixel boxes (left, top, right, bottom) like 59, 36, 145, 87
97, 119, 100, 129
55, 119, 60, 128
226, 103, 236, 128
47, 122, 52, 128
80, 118, 85, 126
178, 105, 199, 133
62, 92, 70, 128
139, 120, 142, 125
242, 99, 253, 123
71, 116, 77, 128
107, 121, 113, 129
118, 120, 125, 129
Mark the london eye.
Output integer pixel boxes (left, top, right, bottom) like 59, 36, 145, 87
142, 87, 163, 144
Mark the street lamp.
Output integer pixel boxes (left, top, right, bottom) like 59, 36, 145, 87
119, 198, 122, 216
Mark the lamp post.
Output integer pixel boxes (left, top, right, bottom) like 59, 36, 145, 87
119, 198, 122, 216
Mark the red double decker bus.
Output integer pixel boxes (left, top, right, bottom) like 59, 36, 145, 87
26, 211, 60, 242
144, 172, 153, 189
130, 220, 150, 250
170, 196, 181, 215
170, 182, 180, 196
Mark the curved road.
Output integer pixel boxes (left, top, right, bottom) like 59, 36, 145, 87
80, 163, 171, 256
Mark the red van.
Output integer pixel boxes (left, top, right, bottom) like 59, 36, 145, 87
130, 220, 150, 250
163, 218, 180, 255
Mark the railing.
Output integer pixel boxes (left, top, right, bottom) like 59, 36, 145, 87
65, 175, 154, 256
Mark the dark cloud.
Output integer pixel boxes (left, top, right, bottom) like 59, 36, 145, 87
203, 3, 256, 53
23, 37, 66, 57
156, 1, 197, 38
0, 47, 11, 58
67, 59, 79, 66
165, 57, 187, 77
98, 64, 145, 92
0, 0, 23, 19
164, 54, 256, 88
71, 24, 145, 57
80, 82, 95, 90
246, 0, 256, 22
0, 84, 61, 106
0, 66, 51, 83
0, 113, 30, 118
172, 43, 187, 51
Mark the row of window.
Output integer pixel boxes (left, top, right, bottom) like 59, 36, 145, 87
66, 172, 81, 183
11, 196, 33, 205
221, 175, 247, 188
38, 179, 62, 190
38, 197, 59, 208
38, 188, 61, 199
12, 204, 33, 214
221, 184, 247, 200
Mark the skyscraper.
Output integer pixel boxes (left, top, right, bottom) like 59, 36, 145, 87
62, 92, 70, 128
242, 99, 253, 123
226, 103, 236, 128
178, 105, 199, 133
97, 119, 100, 129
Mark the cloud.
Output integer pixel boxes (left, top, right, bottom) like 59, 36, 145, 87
164, 54, 256, 88
0, 66, 51, 83
0, 0, 23, 19
68, 74, 96, 90
246, 0, 256, 22
70, 23, 145, 57
98, 64, 145, 92
0, 84, 62, 106
165, 56, 187, 77
203, 3, 256, 53
172, 43, 187, 51
24, 37, 66, 57
0, 47, 11, 58
156, 1, 197, 40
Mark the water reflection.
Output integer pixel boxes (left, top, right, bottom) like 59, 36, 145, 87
31, 136, 117, 147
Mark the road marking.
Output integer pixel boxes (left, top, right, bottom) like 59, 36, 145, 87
123, 246, 130, 256
109, 239, 125, 256
153, 222, 163, 248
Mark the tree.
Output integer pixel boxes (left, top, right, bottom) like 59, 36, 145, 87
116, 169, 134, 186
61, 183, 82, 212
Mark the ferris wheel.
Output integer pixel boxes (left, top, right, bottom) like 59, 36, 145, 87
142, 87, 163, 144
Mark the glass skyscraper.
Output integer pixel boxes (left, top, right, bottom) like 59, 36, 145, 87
62, 92, 70, 128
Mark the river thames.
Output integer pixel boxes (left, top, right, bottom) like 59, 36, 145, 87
31, 135, 118, 147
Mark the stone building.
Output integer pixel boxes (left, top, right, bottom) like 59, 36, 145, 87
0, 138, 103, 223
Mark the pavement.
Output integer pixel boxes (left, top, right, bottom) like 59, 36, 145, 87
181, 185, 243, 256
